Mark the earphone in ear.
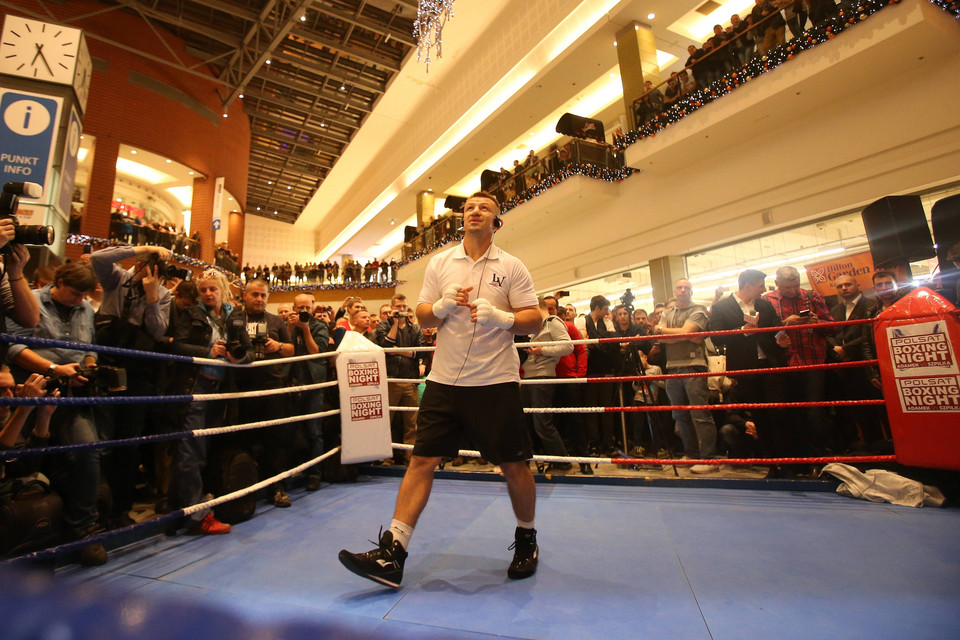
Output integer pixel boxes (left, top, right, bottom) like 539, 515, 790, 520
493, 216, 502, 230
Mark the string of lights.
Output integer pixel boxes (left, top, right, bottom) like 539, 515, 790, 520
414, 0, 455, 71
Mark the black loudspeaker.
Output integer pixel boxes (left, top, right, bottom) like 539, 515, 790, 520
556, 113, 605, 143
480, 170, 501, 192
931, 193, 960, 304
931, 194, 960, 269
444, 195, 466, 212
861, 195, 935, 268
404, 225, 419, 242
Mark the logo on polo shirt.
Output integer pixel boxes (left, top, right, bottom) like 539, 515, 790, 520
489, 272, 505, 287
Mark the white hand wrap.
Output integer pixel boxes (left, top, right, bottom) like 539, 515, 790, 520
432, 284, 462, 319
474, 298, 515, 330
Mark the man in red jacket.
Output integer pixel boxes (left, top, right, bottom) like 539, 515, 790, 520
544, 296, 591, 474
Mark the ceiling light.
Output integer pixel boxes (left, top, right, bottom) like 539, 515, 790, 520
273, 211, 278, 215
165, 159, 172, 163
227, 197, 233, 201
188, 171, 194, 175
116, 158, 177, 184
287, 186, 292, 190
167, 186, 193, 207
634, 24, 639, 30
340, 85, 346, 91
268, 180, 273, 185
529, 132, 536, 136
613, 40, 618, 46
117, 198, 123, 202
130, 149, 137, 155
265, 59, 271, 64
609, 73, 616, 79
647, 13, 655, 20
256, 206, 261, 211
300, 14, 306, 21
222, 113, 228, 118
390, 219, 395, 226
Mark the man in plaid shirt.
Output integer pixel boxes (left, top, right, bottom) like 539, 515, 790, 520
763, 266, 835, 459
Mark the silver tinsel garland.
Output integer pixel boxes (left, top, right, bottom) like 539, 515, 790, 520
414, 0, 454, 70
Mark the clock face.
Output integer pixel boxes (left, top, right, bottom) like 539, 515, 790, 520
73, 35, 92, 112
0, 15, 81, 85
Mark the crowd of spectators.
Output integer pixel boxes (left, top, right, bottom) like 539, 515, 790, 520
0, 247, 437, 562
634, 0, 844, 126
108, 210, 201, 259
523, 263, 901, 478
241, 258, 399, 287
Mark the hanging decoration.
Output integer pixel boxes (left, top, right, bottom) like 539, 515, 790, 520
414, 0, 455, 71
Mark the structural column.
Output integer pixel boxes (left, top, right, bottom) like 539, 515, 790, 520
79, 136, 119, 242
191, 176, 216, 264
616, 21, 661, 130
648, 255, 686, 306
416, 190, 436, 229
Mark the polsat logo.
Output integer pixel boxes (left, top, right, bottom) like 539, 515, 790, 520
347, 361, 380, 387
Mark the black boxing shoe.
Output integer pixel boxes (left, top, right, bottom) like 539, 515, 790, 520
338, 528, 407, 589
507, 527, 538, 580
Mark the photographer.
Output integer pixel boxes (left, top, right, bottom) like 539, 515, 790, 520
0, 223, 40, 364
236, 279, 295, 507
89, 244, 173, 526
0, 370, 58, 479
168, 269, 250, 535
287, 293, 331, 491
5, 262, 107, 564
375, 294, 425, 465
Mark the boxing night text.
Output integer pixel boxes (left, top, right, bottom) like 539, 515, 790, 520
897, 377, 960, 412
891, 332, 953, 371
350, 394, 384, 420
347, 362, 380, 387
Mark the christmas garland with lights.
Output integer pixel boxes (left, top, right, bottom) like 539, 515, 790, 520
618, 0, 912, 150
394, 161, 637, 269
927, 0, 960, 18
66, 234, 403, 293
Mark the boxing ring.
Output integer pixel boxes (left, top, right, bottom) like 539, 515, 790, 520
2, 288, 959, 638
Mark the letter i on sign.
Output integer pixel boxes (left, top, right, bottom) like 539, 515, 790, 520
23, 105, 31, 129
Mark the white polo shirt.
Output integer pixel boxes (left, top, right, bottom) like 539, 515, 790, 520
418, 242, 537, 386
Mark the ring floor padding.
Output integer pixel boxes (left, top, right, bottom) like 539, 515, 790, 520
47, 478, 960, 639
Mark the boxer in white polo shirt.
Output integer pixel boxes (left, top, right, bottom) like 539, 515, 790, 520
339, 192, 542, 589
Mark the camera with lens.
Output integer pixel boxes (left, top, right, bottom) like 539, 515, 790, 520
250, 321, 268, 361
56, 365, 127, 397
298, 310, 312, 323
143, 253, 191, 281
391, 311, 404, 319
0, 182, 56, 255
225, 315, 248, 360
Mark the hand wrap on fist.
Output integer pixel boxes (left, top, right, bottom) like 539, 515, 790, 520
432, 284, 463, 319
473, 298, 515, 330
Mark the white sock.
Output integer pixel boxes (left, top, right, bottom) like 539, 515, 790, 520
516, 518, 535, 530
390, 519, 414, 549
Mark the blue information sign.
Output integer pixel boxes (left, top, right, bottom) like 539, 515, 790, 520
0, 90, 61, 192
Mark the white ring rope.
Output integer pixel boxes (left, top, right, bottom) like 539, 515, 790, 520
181, 447, 342, 517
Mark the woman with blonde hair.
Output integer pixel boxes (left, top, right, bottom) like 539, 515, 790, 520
168, 268, 251, 535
